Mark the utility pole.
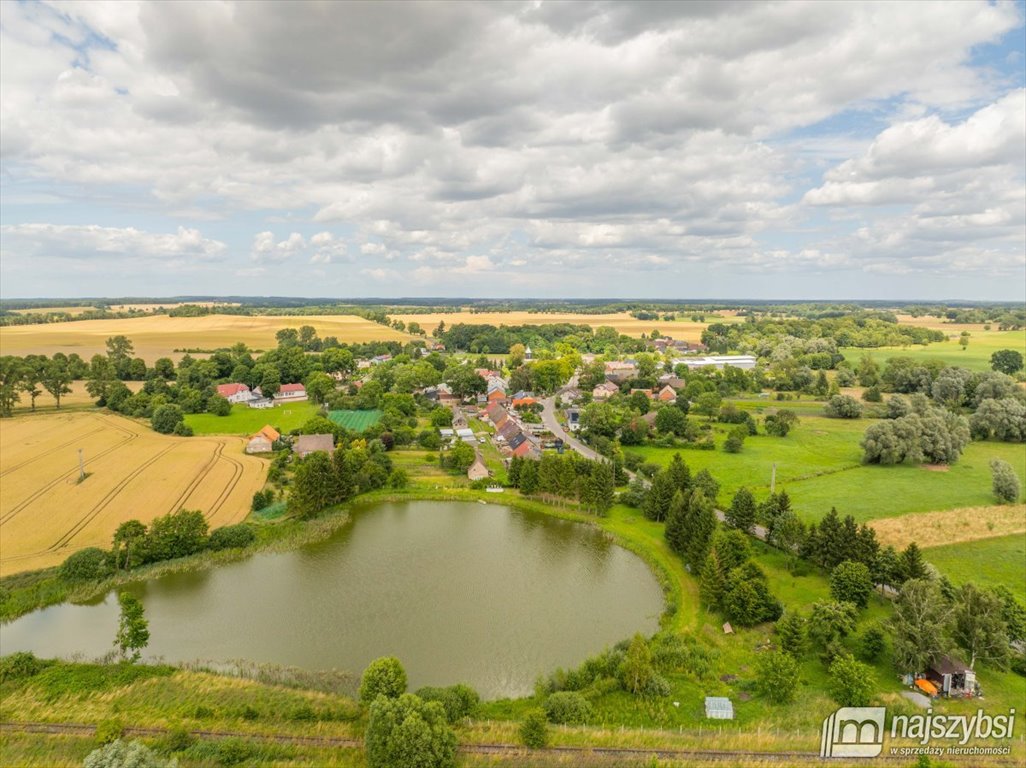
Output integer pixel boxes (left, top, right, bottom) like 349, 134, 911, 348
78, 448, 86, 482
770, 462, 776, 494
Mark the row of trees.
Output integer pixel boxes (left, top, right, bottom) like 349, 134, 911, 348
288, 440, 402, 518
507, 453, 616, 515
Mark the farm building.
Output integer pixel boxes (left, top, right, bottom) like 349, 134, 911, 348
246, 425, 281, 454
467, 453, 490, 481
292, 434, 335, 458
926, 655, 977, 698
673, 355, 757, 371
247, 397, 274, 409
275, 383, 308, 401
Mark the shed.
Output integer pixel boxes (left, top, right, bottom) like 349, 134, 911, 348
292, 434, 335, 458
246, 435, 273, 454
704, 697, 734, 720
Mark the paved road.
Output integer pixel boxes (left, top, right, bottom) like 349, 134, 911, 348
541, 397, 772, 540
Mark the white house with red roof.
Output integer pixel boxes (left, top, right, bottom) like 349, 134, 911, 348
216, 383, 257, 404
274, 383, 308, 402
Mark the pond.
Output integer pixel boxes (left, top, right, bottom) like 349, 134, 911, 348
0, 500, 664, 698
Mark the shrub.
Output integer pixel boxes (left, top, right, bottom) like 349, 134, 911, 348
830, 560, 873, 609
208, 524, 256, 551
520, 708, 549, 749
59, 547, 112, 582
208, 395, 232, 416
366, 693, 456, 768
858, 625, 886, 662
251, 489, 274, 511
0, 651, 50, 684
415, 684, 480, 723
829, 653, 875, 707
164, 726, 194, 752
173, 422, 194, 437
359, 656, 407, 705
216, 738, 255, 766
289, 704, 316, 721
991, 459, 1021, 503
94, 720, 125, 746
84, 739, 173, 768
723, 425, 747, 453
824, 395, 862, 419
755, 651, 800, 703
151, 404, 185, 434
544, 691, 593, 724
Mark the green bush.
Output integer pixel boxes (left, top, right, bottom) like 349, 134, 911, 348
94, 719, 125, 746
754, 651, 799, 703
0, 651, 49, 683
84, 739, 173, 768
359, 656, 407, 705
544, 691, 593, 724
366, 693, 456, 768
216, 738, 255, 767
59, 547, 111, 582
415, 684, 480, 723
520, 708, 548, 749
208, 524, 256, 551
164, 726, 194, 753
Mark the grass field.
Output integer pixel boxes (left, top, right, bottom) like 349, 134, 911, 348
11, 380, 144, 413
924, 534, 1026, 601
326, 409, 382, 431
625, 412, 1026, 524
841, 327, 1026, 372
0, 412, 267, 576
185, 402, 321, 435
0, 314, 412, 362
389, 310, 745, 340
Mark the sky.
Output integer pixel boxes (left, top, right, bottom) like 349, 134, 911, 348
1, 0, 1024, 301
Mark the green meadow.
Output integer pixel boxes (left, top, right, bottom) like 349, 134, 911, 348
626, 413, 1026, 524
925, 534, 1026, 601
841, 328, 1026, 372
327, 409, 383, 431
185, 402, 321, 435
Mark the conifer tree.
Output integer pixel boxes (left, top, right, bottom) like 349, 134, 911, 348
726, 487, 757, 533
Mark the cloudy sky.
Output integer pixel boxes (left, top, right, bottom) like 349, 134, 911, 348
1, 1, 1024, 300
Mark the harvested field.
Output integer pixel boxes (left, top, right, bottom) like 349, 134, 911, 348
0, 412, 267, 576
389, 310, 745, 340
870, 504, 1026, 549
12, 380, 143, 413
0, 314, 412, 362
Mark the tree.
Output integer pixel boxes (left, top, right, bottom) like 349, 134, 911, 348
830, 561, 873, 609
519, 708, 548, 749
723, 425, 747, 453
698, 553, 724, 608
0, 356, 24, 416
655, 405, 688, 436
693, 391, 722, 417
952, 584, 1010, 670
990, 349, 1024, 375
808, 600, 858, 655
112, 520, 148, 571
683, 489, 717, 572
589, 462, 616, 516
151, 404, 185, 434
726, 487, 756, 533
17, 359, 43, 410
755, 651, 799, 703
59, 547, 111, 582
444, 440, 476, 473
891, 579, 952, 674
360, 657, 408, 705
858, 625, 886, 661
207, 394, 231, 416
971, 398, 1026, 442
290, 453, 338, 518
898, 542, 928, 582
642, 470, 676, 522
365, 693, 456, 768
114, 592, 149, 662
86, 355, 119, 405
990, 459, 1021, 503
764, 410, 798, 437
146, 509, 208, 561
305, 372, 336, 404
722, 563, 781, 626
618, 634, 655, 695
41, 359, 73, 408
664, 490, 688, 555
776, 612, 808, 658
824, 395, 862, 419
828, 654, 875, 707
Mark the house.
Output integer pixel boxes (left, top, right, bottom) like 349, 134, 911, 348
657, 385, 678, 403
486, 376, 508, 392
275, 383, 308, 401
592, 381, 620, 401
475, 368, 500, 379
485, 402, 509, 427
467, 453, 490, 481
246, 433, 274, 454
604, 361, 637, 381
673, 355, 757, 371
497, 420, 521, 443
247, 397, 275, 409
512, 396, 537, 408
566, 407, 580, 432
657, 374, 686, 389
926, 655, 977, 698
292, 433, 335, 458
511, 434, 541, 459
629, 388, 654, 399
524, 346, 533, 360
487, 389, 507, 404
216, 383, 255, 404
256, 424, 280, 443
372, 354, 393, 365
436, 383, 459, 404
559, 387, 581, 404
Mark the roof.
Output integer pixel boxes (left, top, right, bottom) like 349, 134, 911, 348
930, 654, 970, 675
498, 420, 521, 442
216, 383, 249, 397
512, 397, 537, 407
468, 454, 490, 479
257, 425, 280, 442
293, 434, 334, 455
594, 381, 619, 392
279, 383, 306, 393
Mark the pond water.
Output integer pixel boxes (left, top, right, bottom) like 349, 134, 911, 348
0, 500, 664, 698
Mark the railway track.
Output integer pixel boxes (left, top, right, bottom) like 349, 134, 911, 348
12, 720, 1015, 765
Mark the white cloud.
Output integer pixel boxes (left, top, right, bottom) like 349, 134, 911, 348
0, 223, 226, 261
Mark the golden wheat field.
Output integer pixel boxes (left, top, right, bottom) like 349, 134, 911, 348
0, 412, 267, 576
0, 314, 412, 362
11, 380, 144, 413
390, 310, 745, 340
